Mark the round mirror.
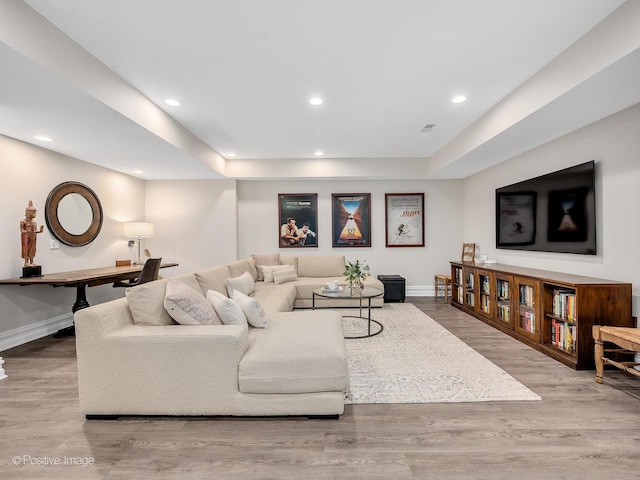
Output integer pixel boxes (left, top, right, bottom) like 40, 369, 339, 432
45, 182, 103, 246
57, 193, 93, 235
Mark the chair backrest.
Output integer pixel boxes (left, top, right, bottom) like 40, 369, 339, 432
138, 258, 162, 284
461, 243, 475, 263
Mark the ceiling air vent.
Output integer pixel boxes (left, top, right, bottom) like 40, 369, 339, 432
420, 124, 435, 133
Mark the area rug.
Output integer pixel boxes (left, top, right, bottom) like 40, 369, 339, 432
341, 303, 541, 404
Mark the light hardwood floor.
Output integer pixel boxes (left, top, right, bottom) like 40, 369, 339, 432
1, 297, 639, 479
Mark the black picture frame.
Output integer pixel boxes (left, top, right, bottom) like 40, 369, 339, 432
278, 194, 318, 248
496, 192, 537, 246
331, 193, 371, 247
385, 193, 425, 247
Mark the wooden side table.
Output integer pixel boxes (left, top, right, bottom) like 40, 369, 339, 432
434, 274, 452, 302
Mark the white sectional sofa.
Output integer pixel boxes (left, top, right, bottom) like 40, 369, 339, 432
75, 255, 385, 418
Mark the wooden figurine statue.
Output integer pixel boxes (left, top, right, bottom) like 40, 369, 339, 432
20, 200, 44, 267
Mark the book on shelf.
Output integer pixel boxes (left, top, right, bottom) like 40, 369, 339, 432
519, 285, 534, 307
497, 280, 509, 300
454, 268, 462, 284
551, 289, 576, 321
481, 276, 490, 295
522, 311, 535, 333
551, 318, 576, 352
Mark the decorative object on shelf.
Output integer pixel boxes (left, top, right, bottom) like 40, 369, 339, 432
384, 193, 425, 247
123, 222, 155, 265
45, 181, 103, 247
331, 193, 371, 247
278, 193, 318, 248
343, 259, 370, 294
461, 243, 476, 263
20, 200, 44, 278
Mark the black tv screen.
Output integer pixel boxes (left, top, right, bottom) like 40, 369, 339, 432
495, 161, 596, 255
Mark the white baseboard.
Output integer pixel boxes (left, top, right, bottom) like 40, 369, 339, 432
0, 314, 73, 352
406, 286, 435, 297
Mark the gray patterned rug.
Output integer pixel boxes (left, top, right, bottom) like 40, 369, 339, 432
341, 303, 541, 404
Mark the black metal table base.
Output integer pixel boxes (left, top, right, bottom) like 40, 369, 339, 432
343, 316, 383, 339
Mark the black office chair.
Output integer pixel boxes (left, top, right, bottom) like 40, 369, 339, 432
113, 258, 162, 288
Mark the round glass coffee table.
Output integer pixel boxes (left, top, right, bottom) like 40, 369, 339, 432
312, 286, 384, 339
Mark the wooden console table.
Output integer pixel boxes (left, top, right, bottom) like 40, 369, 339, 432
0, 263, 178, 313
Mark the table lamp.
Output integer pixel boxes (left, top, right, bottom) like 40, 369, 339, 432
123, 222, 154, 265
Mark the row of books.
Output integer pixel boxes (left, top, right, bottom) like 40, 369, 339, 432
551, 289, 576, 321
550, 318, 577, 352
497, 280, 510, 300
519, 285, 535, 307
521, 311, 535, 333
481, 294, 490, 313
466, 273, 475, 289
454, 268, 462, 284
466, 292, 475, 307
497, 303, 510, 322
481, 276, 491, 295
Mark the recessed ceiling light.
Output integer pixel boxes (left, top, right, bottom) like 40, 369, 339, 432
451, 96, 467, 104
309, 97, 323, 106
314, 150, 324, 156
132, 169, 143, 174
164, 98, 181, 107
227, 153, 237, 158
33, 135, 52, 142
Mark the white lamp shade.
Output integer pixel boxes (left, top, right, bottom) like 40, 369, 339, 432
123, 222, 154, 238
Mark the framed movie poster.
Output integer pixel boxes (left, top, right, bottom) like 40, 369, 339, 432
331, 193, 371, 247
385, 193, 425, 247
496, 192, 537, 246
278, 194, 318, 248
547, 187, 589, 242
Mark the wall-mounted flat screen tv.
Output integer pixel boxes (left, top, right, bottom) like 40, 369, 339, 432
495, 161, 596, 255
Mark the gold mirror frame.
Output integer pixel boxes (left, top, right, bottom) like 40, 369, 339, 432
45, 182, 103, 247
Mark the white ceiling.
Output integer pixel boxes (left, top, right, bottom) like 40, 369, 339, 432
1, 0, 638, 180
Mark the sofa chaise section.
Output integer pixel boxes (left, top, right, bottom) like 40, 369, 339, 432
75, 297, 348, 418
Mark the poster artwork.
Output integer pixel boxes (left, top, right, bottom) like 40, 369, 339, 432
386, 194, 424, 247
278, 194, 318, 248
497, 193, 536, 246
332, 194, 371, 247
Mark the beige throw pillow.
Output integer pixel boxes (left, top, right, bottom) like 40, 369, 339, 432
231, 290, 268, 328
262, 264, 292, 283
273, 265, 299, 285
207, 290, 247, 326
126, 279, 175, 326
226, 271, 255, 297
251, 253, 280, 281
164, 279, 222, 325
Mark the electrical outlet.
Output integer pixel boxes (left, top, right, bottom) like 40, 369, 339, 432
50, 238, 59, 249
